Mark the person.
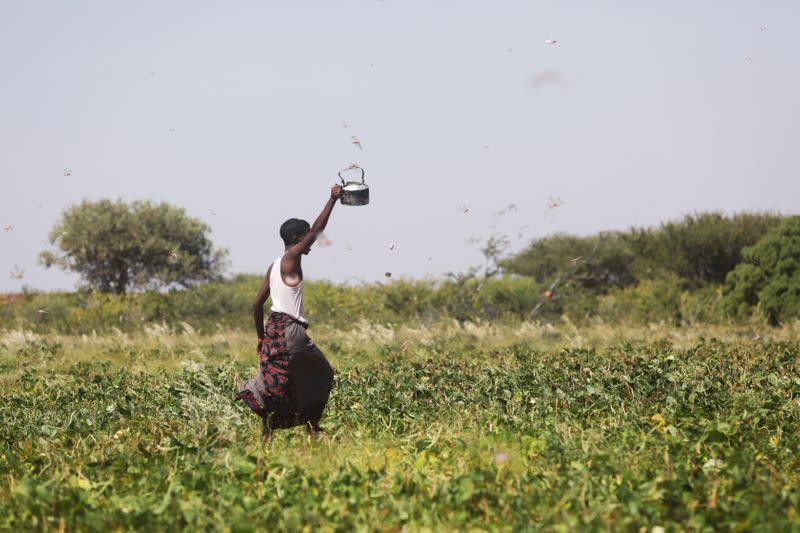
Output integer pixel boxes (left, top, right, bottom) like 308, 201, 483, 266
237, 184, 343, 442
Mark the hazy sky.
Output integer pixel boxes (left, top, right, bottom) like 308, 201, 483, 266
1, 1, 798, 292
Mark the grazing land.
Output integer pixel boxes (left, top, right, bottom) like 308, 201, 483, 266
1, 322, 799, 531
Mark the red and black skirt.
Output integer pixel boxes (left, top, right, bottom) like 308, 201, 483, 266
237, 312, 334, 430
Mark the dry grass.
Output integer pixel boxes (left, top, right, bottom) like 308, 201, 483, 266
2, 318, 798, 380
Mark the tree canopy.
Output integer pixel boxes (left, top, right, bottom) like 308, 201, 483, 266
722, 216, 800, 326
502, 212, 784, 291
626, 212, 785, 287
500, 232, 639, 292
40, 199, 228, 294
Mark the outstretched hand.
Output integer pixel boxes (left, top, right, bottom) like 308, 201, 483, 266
330, 184, 343, 201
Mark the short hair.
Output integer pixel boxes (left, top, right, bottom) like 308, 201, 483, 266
280, 218, 310, 246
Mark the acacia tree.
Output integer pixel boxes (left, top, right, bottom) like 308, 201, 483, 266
40, 199, 228, 294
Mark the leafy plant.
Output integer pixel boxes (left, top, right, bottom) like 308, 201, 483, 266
39, 199, 228, 294
722, 216, 800, 325
1, 336, 798, 530
503, 212, 783, 291
501, 232, 639, 292
599, 273, 684, 325
628, 211, 783, 287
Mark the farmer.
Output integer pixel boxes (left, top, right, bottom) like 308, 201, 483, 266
237, 184, 342, 442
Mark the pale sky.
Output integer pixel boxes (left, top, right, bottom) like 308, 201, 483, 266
1, 1, 798, 292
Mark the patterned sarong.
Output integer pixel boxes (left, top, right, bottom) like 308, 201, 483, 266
237, 312, 333, 430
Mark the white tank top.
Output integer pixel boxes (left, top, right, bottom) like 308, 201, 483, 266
269, 254, 307, 324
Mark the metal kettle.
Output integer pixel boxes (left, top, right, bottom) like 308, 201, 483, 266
338, 167, 369, 206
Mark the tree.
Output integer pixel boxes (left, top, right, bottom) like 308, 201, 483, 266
501, 212, 784, 293
627, 212, 783, 287
721, 216, 800, 325
40, 199, 228, 294
501, 232, 639, 292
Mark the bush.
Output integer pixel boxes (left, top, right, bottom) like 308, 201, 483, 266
501, 232, 639, 292
0, 276, 551, 334
722, 216, 800, 326
679, 285, 724, 325
599, 274, 683, 325
625, 211, 783, 287
471, 276, 543, 320
596, 274, 723, 326
560, 287, 601, 324
503, 212, 784, 292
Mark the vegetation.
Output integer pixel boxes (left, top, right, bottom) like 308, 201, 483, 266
497, 211, 792, 325
0, 273, 733, 335
1, 325, 798, 530
2, 210, 784, 333
628, 211, 785, 287
500, 232, 639, 292
722, 216, 800, 326
2, 210, 798, 530
39, 199, 228, 294
502, 211, 784, 290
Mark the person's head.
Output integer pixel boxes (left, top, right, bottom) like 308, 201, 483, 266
280, 218, 311, 253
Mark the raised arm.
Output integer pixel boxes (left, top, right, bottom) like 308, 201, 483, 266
252, 264, 272, 341
285, 184, 342, 258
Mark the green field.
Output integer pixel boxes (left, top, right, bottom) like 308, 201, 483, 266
2, 323, 799, 531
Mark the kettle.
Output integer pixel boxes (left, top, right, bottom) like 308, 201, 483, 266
338, 167, 369, 206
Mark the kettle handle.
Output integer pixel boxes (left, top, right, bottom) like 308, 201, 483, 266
338, 167, 365, 185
